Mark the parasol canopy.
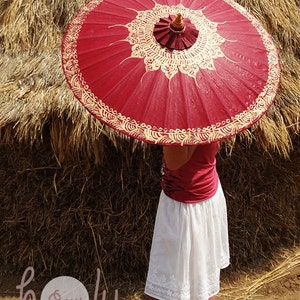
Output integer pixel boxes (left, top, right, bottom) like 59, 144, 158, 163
62, 0, 281, 145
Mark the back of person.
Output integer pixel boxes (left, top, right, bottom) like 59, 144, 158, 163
162, 142, 220, 203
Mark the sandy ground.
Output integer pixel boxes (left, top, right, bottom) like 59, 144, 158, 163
1, 268, 299, 300
219, 264, 300, 300
1, 249, 299, 299
254, 267, 300, 300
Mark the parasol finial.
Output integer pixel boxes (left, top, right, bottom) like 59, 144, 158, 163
153, 13, 199, 50
170, 13, 185, 32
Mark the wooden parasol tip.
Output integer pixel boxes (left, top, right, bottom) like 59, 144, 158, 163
170, 13, 185, 32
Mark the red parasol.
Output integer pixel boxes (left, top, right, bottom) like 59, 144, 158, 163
62, 0, 281, 145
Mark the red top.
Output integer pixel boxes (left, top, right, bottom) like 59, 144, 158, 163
161, 142, 219, 203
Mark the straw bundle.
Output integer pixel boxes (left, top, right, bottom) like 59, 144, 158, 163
237, 0, 300, 157
0, 0, 299, 296
218, 248, 300, 300
0, 0, 86, 54
244, 250, 300, 298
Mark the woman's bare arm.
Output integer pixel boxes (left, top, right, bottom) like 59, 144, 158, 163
163, 145, 197, 170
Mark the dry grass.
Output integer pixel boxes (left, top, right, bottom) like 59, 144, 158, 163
0, 140, 162, 286
219, 248, 300, 300
0, 0, 86, 54
0, 0, 299, 296
0, 0, 299, 161
0, 137, 299, 292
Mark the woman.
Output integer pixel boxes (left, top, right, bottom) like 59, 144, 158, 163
145, 143, 230, 300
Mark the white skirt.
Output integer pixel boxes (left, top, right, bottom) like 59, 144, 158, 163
145, 181, 230, 300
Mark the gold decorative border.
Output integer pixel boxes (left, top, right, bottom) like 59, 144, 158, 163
126, 3, 226, 79
62, 0, 281, 145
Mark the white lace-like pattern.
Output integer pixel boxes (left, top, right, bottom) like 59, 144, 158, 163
144, 187, 230, 300
126, 4, 226, 79
145, 268, 220, 300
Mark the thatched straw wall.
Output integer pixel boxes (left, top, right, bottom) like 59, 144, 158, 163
0, 0, 299, 295
0, 0, 300, 158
